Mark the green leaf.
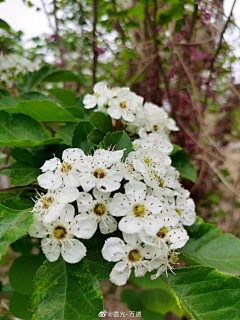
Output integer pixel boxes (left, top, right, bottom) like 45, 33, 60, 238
171, 4, 184, 19
0, 96, 20, 108
0, 188, 27, 201
10, 167, 41, 186
9, 292, 32, 320
30, 257, 103, 320
88, 112, 112, 144
49, 88, 76, 106
9, 255, 45, 295
11, 235, 40, 255
65, 107, 84, 119
56, 123, 77, 146
163, 266, 240, 320
0, 203, 33, 259
43, 69, 86, 84
0, 18, 11, 32
3, 197, 34, 210
183, 217, 240, 276
17, 65, 53, 93
103, 131, 133, 158
0, 111, 61, 147
72, 121, 95, 154
171, 147, 197, 182
21, 92, 55, 102
6, 100, 78, 122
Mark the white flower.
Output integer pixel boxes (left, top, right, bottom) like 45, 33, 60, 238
133, 129, 173, 154
77, 188, 117, 234
83, 82, 110, 109
33, 187, 79, 223
107, 88, 143, 122
38, 148, 85, 190
122, 151, 142, 182
151, 250, 180, 280
79, 149, 123, 192
28, 209, 96, 263
102, 233, 167, 285
146, 166, 179, 191
139, 212, 189, 250
109, 181, 164, 235
174, 193, 196, 226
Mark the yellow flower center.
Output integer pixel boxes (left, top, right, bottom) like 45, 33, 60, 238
93, 203, 106, 216
175, 208, 182, 216
128, 249, 141, 262
157, 226, 168, 238
144, 158, 151, 167
153, 125, 159, 131
120, 101, 127, 109
154, 173, 164, 187
172, 255, 179, 263
53, 226, 67, 240
93, 168, 105, 179
60, 161, 72, 173
40, 196, 54, 209
133, 204, 145, 217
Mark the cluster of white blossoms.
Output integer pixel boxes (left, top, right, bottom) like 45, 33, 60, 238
83, 82, 179, 139
29, 84, 196, 286
0, 53, 40, 86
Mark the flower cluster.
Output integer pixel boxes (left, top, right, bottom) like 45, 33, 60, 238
0, 53, 40, 87
83, 82, 179, 139
29, 84, 195, 286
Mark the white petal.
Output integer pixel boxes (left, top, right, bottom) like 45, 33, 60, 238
142, 216, 162, 236
60, 204, 75, 223
41, 238, 60, 262
99, 216, 117, 234
94, 81, 108, 93
62, 148, 85, 162
145, 195, 163, 215
28, 216, 49, 238
125, 181, 146, 202
71, 213, 97, 239
107, 106, 122, 120
77, 192, 93, 213
40, 158, 61, 172
168, 228, 189, 249
61, 239, 86, 263
134, 265, 148, 277
109, 193, 129, 217
102, 237, 126, 262
93, 188, 110, 201
110, 261, 131, 286
122, 233, 141, 247
64, 172, 81, 188
83, 94, 97, 109
122, 109, 135, 122
43, 204, 65, 223
119, 216, 143, 234
182, 209, 196, 226
58, 186, 80, 203
38, 172, 63, 190
79, 174, 96, 192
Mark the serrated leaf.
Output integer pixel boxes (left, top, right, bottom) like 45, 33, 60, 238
183, 217, 240, 276
0, 203, 33, 259
10, 167, 41, 186
6, 100, 78, 122
163, 266, 240, 320
56, 123, 77, 146
72, 121, 95, 154
103, 131, 133, 158
171, 147, 197, 182
9, 255, 45, 295
0, 111, 61, 147
30, 257, 103, 320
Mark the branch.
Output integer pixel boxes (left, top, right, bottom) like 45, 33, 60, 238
92, 0, 98, 86
53, 0, 65, 66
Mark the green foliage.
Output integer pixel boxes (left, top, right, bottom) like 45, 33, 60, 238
43, 69, 86, 84
49, 88, 76, 106
10, 167, 41, 186
163, 266, 240, 320
183, 217, 240, 276
0, 111, 61, 147
88, 112, 112, 144
30, 257, 103, 320
9, 255, 45, 295
0, 203, 33, 259
56, 123, 77, 146
72, 120, 95, 153
171, 144, 197, 182
9, 292, 32, 320
6, 100, 78, 122
0, 18, 11, 32
103, 131, 133, 158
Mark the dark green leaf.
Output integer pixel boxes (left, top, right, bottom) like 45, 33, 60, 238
0, 188, 27, 201
3, 197, 34, 210
0, 96, 20, 109
9, 292, 32, 320
43, 69, 86, 84
30, 257, 103, 320
9, 255, 45, 295
103, 131, 133, 158
0, 203, 33, 259
88, 112, 112, 144
56, 123, 77, 146
171, 147, 197, 182
49, 88, 76, 106
21, 92, 55, 102
163, 266, 240, 320
0, 19, 11, 32
65, 107, 84, 119
10, 167, 41, 186
72, 121, 95, 154
0, 111, 61, 147
183, 217, 240, 276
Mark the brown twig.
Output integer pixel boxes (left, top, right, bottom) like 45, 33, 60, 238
92, 0, 98, 85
